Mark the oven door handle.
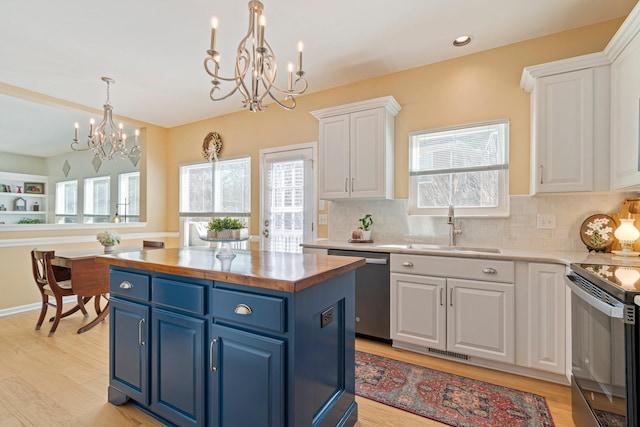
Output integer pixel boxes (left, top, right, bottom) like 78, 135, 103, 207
565, 275, 623, 319
365, 258, 388, 265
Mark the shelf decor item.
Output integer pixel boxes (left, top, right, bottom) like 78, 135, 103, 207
613, 218, 640, 256
207, 217, 246, 239
97, 230, 121, 253
202, 132, 223, 162
351, 214, 373, 242
580, 214, 615, 252
24, 182, 44, 194
14, 197, 26, 211
203, 217, 248, 260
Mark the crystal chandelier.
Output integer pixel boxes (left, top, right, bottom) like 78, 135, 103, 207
204, 0, 308, 112
71, 77, 140, 160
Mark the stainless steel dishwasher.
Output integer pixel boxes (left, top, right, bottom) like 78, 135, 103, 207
328, 249, 391, 342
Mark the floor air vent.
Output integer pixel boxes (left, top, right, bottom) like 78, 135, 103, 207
427, 347, 469, 360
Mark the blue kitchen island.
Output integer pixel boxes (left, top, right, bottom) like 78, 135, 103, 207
98, 247, 363, 427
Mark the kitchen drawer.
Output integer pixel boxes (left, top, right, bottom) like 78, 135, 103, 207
390, 254, 515, 283
152, 278, 207, 316
212, 288, 286, 334
110, 270, 150, 301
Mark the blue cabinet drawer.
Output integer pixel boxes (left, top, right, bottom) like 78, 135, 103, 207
152, 278, 207, 316
110, 270, 150, 302
212, 288, 286, 334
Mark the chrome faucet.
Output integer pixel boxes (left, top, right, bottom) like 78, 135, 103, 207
448, 205, 462, 246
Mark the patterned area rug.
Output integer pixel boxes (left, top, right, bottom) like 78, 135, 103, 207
355, 351, 555, 427
594, 409, 626, 427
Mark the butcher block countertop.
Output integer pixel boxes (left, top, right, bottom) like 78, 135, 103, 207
97, 247, 365, 293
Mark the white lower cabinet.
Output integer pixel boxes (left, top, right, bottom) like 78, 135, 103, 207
390, 254, 515, 364
520, 262, 567, 376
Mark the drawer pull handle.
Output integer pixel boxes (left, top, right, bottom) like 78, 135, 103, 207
402, 261, 414, 267
138, 319, 145, 346
119, 280, 132, 289
210, 339, 217, 372
234, 304, 253, 315
482, 268, 498, 274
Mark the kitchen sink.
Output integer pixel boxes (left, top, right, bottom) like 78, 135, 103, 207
376, 244, 501, 253
408, 244, 500, 253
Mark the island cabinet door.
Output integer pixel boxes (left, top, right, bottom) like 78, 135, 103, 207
150, 308, 206, 427
110, 298, 150, 405
209, 324, 285, 427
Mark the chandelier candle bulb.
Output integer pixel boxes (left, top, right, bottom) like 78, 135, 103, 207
210, 17, 217, 51
288, 62, 293, 90
258, 15, 265, 48
74, 122, 79, 140
298, 41, 303, 73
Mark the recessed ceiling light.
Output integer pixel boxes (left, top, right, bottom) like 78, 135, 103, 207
453, 35, 472, 47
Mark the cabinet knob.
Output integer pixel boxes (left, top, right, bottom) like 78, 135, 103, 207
234, 304, 253, 315
401, 261, 414, 267
482, 267, 498, 274
119, 280, 132, 289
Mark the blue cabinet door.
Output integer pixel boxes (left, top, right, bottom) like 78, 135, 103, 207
151, 308, 206, 427
210, 324, 285, 427
110, 298, 150, 404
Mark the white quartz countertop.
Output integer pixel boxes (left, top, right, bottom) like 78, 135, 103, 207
301, 240, 640, 267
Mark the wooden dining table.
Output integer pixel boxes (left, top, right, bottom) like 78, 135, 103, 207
51, 247, 141, 334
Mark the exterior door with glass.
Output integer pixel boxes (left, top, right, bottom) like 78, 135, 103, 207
260, 144, 316, 252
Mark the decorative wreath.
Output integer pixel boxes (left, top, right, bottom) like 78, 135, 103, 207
202, 132, 223, 161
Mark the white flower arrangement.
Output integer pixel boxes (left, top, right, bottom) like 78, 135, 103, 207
97, 230, 121, 246
584, 217, 613, 248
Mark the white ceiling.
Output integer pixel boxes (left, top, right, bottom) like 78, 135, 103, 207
0, 0, 637, 158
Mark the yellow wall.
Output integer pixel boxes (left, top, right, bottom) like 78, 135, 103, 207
164, 19, 623, 238
0, 17, 624, 311
0, 124, 171, 311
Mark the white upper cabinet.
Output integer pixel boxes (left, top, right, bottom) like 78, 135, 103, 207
522, 1, 640, 192
610, 17, 640, 190
522, 59, 610, 194
311, 96, 401, 200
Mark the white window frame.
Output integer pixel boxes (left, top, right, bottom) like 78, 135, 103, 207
179, 156, 251, 247
408, 119, 509, 217
55, 179, 78, 223
118, 171, 140, 222
83, 175, 111, 223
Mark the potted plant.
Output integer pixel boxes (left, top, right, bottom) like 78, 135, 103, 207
356, 214, 373, 241
208, 217, 246, 239
97, 230, 121, 253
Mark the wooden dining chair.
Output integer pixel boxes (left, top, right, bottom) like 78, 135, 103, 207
30, 250, 88, 337
143, 240, 165, 249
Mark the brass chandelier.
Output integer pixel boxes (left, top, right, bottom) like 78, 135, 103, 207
71, 77, 140, 161
204, 0, 308, 112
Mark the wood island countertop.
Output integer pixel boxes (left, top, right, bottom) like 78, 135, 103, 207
97, 247, 365, 293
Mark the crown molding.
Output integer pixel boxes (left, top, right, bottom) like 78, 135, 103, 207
521, 3, 640, 93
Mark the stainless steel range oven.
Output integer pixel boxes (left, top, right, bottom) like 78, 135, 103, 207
567, 263, 640, 427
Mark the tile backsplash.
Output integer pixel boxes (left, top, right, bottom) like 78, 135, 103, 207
327, 192, 638, 252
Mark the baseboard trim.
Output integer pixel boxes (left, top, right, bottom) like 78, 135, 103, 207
0, 296, 78, 318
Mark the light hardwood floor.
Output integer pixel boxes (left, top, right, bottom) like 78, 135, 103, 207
0, 307, 574, 426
